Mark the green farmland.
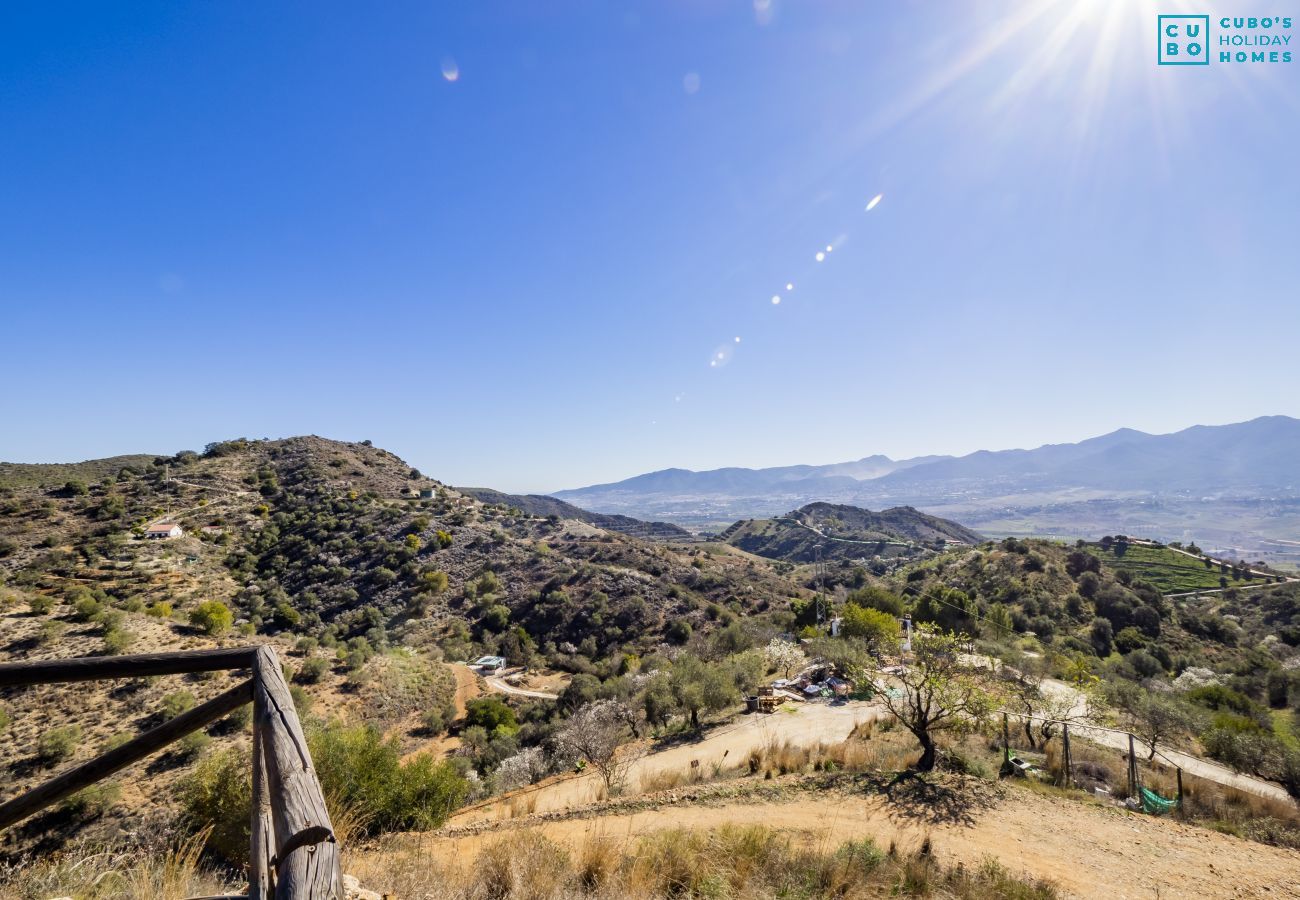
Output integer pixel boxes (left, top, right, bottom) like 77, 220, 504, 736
1084, 542, 1235, 595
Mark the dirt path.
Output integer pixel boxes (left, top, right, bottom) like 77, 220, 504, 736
370, 788, 1300, 899
449, 664, 483, 718
450, 701, 882, 826
484, 674, 559, 700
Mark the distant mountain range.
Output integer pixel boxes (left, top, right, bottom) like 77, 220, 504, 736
553, 417, 1300, 565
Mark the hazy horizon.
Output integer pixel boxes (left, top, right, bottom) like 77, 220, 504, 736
2, 412, 1294, 496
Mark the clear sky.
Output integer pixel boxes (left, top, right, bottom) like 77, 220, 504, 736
2, 1, 1297, 492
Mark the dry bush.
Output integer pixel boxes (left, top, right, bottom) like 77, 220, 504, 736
508, 790, 539, 819
469, 831, 573, 900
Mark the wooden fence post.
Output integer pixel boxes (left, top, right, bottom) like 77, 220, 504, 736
252, 646, 342, 899
250, 688, 274, 900
1127, 733, 1138, 799
1061, 724, 1072, 787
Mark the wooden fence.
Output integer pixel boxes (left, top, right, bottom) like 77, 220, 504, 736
0, 646, 342, 899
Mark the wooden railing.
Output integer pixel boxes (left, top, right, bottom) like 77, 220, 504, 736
0, 646, 342, 899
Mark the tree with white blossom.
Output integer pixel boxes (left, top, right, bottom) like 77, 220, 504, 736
764, 638, 807, 679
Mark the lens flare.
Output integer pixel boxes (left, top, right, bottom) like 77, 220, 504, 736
815, 251, 825, 262
866, 193, 883, 211
771, 295, 781, 304
441, 58, 460, 82
683, 72, 701, 94
786, 283, 793, 291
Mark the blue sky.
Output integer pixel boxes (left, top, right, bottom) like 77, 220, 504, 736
2, 1, 1297, 492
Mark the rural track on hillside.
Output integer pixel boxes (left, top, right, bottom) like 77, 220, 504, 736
773, 518, 918, 549
484, 674, 560, 700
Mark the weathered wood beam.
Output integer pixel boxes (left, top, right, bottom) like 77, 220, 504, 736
250, 690, 275, 900
251, 646, 342, 899
0, 679, 253, 832
0, 647, 258, 687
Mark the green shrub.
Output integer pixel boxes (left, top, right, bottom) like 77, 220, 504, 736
421, 707, 449, 735
103, 732, 132, 752
102, 626, 135, 655
0, 706, 10, 733
37, 620, 65, 645
308, 723, 468, 834
27, 594, 54, 615
290, 685, 314, 717
72, 596, 102, 622
189, 600, 233, 635
37, 725, 82, 766
60, 781, 121, 818
481, 604, 511, 632
464, 697, 517, 735
161, 690, 197, 719
297, 657, 329, 684
179, 748, 252, 864
177, 730, 211, 759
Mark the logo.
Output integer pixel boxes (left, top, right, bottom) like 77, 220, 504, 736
1159, 14, 1210, 64
1158, 14, 1294, 65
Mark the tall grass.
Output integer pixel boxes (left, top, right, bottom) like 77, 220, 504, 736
0, 831, 234, 900
350, 825, 1058, 899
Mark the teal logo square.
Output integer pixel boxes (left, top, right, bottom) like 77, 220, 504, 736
1159, 15, 1211, 65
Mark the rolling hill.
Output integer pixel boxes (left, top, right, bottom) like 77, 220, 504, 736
720, 502, 982, 564
454, 487, 694, 541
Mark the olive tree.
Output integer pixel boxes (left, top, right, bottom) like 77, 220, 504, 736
874, 624, 999, 771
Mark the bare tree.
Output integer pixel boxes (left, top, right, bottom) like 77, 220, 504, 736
1000, 655, 1097, 750
1106, 681, 1196, 761
874, 624, 999, 771
555, 699, 645, 795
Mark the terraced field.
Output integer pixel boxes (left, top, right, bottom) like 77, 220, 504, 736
1084, 542, 1237, 594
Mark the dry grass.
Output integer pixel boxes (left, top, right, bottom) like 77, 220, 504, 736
745, 725, 917, 780
1142, 763, 1300, 848
1019, 732, 1300, 850
348, 824, 1058, 899
0, 830, 235, 900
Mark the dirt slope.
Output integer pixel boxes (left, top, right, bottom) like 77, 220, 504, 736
358, 785, 1300, 899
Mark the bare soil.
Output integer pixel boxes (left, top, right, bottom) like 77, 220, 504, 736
355, 779, 1300, 899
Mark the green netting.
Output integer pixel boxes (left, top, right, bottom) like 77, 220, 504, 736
1139, 786, 1179, 815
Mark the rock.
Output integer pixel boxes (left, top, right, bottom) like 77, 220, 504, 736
343, 873, 383, 900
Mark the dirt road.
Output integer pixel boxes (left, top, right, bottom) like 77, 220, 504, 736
1033, 677, 1293, 803
483, 674, 559, 700
450, 701, 881, 826
371, 787, 1300, 899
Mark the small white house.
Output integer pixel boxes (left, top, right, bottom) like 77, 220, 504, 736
472, 655, 507, 673
146, 522, 183, 540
